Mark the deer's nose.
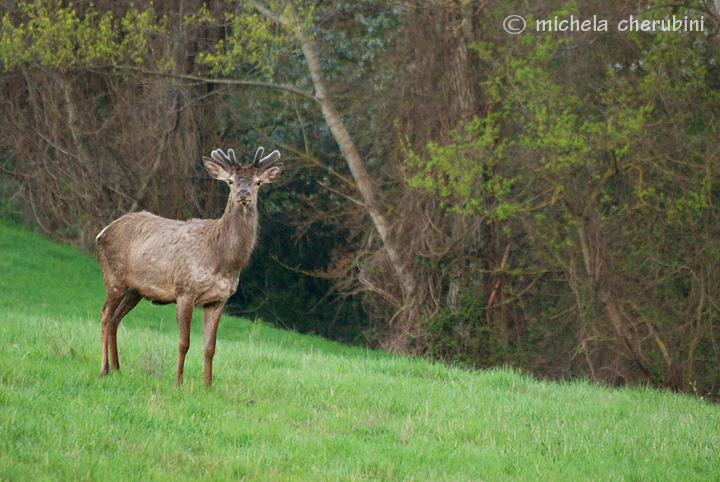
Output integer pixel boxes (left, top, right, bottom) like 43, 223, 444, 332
237, 190, 251, 203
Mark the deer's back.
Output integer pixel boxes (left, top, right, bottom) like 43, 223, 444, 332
96, 211, 230, 304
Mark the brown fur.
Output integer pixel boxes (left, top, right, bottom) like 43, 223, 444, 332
96, 147, 282, 387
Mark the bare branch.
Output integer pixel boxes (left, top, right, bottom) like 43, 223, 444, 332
317, 180, 365, 207
114, 66, 318, 102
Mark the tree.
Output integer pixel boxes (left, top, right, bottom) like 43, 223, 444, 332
248, 1, 418, 307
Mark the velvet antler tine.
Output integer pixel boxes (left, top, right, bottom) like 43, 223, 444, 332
210, 146, 279, 171
257, 150, 281, 171
251, 147, 265, 167
210, 149, 233, 170
227, 148, 238, 166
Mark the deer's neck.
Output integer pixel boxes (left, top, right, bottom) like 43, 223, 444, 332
213, 198, 259, 273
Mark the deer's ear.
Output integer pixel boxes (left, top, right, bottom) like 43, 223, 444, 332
203, 156, 231, 181
259, 163, 283, 184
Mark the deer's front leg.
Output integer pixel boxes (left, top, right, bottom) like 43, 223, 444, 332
175, 297, 194, 387
202, 303, 224, 387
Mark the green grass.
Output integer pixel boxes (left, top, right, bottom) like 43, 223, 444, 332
0, 221, 719, 481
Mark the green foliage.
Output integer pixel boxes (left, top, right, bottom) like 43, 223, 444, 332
188, 3, 283, 77
401, 1, 720, 393
120, 4, 167, 66
419, 295, 505, 369
0, 1, 166, 71
2, 221, 720, 481
402, 115, 518, 218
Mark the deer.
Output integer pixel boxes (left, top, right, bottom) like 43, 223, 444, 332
95, 146, 282, 387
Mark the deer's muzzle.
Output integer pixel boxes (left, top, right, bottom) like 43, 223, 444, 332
237, 190, 252, 205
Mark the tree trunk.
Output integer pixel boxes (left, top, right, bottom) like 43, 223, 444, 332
251, 1, 418, 301
296, 31, 416, 299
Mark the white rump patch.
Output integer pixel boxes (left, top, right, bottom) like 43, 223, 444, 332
96, 225, 110, 242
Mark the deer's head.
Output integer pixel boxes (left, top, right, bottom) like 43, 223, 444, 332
203, 147, 283, 208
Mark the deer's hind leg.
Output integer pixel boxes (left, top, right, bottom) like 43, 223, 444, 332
101, 287, 124, 376
101, 287, 142, 376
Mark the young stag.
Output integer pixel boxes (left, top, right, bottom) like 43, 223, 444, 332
96, 146, 282, 387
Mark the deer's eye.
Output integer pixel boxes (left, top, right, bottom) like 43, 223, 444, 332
255, 179, 262, 186
228, 179, 234, 185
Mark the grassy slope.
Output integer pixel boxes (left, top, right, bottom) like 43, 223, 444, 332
0, 221, 718, 482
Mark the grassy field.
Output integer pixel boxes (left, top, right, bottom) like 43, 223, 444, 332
0, 221, 719, 481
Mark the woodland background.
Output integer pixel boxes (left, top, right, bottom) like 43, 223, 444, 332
1, 0, 719, 399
